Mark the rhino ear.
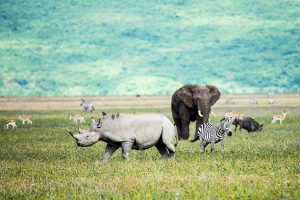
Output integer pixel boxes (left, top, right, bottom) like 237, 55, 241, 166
78, 127, 86, 133
102, 112, 107, 118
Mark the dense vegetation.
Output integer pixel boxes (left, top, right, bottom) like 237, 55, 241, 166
0, 0, 299, 96
0, 109, 299, 199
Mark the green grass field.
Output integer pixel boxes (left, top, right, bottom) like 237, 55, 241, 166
0, 108, 299, 199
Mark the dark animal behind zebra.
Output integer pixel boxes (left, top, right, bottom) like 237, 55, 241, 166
193, 118, 232, 153
233, 117, 263, 133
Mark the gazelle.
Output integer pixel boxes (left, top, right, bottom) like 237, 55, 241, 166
5, 120, 17, 129
268, 98, 276, 104
224, 111, 244, 120
18, 115, 32, 125
80, 99, 95, 112
271, 111, 287, 125
69, 114, 85, 124
249, 98, 258, 104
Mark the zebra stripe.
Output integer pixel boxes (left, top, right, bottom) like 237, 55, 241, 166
197, 119, 232, 153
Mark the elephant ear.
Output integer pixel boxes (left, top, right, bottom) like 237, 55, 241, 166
178, 87, 193, 108
207, 85, 221, 106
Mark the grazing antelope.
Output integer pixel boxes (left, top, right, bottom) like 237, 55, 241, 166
4, 120, 17, 129
268, 98, 276, 104
224, 111, 244, 121
18, 115, 32, 125
80, 99, 95, 112
271, 111, 287, 125
225, 98, 236, 104
69, 114, 85, 124
249, 98, 258, 104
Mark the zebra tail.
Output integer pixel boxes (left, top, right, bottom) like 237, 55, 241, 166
189, 135, 199, 143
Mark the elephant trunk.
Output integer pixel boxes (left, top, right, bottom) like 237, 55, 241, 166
197, 99, 210, 123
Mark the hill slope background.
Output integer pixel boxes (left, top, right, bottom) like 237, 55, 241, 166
0, 0, 299, 96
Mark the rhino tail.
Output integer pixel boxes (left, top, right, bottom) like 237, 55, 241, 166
174, 134, 178, 147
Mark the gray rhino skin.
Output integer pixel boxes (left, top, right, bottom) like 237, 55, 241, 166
66, 113, 177, 161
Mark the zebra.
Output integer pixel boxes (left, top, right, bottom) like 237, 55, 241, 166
249, 98, 258, 104
197, 118, 232, 153
80, 99, 95, 112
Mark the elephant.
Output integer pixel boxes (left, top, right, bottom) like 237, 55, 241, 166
171, 84, 221, 140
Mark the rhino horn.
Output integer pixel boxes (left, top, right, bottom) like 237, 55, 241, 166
66, 129, 78, 139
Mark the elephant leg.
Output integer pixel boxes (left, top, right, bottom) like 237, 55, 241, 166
104, 144, 119, 162
121, 141, 133, 160
192, 117, 203, 140
173, 115, 183, 140
181, 120, 190, 140
178, 103, 192, 140
155, 143, 169, 158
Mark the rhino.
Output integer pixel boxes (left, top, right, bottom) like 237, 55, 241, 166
66, 112, 177, 161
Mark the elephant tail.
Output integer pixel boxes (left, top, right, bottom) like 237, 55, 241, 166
189, 135, 199, 143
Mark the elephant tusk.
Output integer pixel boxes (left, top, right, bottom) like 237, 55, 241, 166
210, 111, 216, 117
198, 110, 203, 117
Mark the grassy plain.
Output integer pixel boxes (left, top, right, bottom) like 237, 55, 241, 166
0, 95, 299, 199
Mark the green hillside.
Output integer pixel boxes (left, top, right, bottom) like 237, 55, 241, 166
0, 0, 299, 96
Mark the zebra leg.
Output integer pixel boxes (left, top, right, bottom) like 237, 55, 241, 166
210, 141, 215, 153
201, 142, 208, 154
221, 140, 225, 153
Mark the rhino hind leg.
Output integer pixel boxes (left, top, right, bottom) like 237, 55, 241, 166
155, 143, 169, 158
121, 141, 133, 160
165, 143, 175, 158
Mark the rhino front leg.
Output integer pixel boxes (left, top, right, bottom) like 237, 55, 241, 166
104, 144, 119, 162
121, 141, 133, 160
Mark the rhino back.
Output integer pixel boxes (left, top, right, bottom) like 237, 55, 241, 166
101, 114, 171, 149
